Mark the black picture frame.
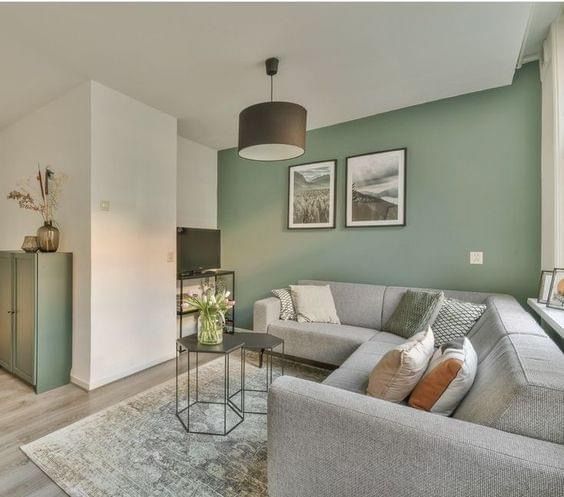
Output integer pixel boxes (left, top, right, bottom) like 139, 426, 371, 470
345, 147, 407, 228
547, 268, 564, 310
537, 270, 554, 304
287, 159, 337, 230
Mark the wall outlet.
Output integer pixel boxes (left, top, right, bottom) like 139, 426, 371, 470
100, 200, 110, 211
167, 251, 175, 263
469, 251, 483, 265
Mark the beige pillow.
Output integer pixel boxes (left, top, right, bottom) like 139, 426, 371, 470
289, 285, 340, 324
366, 327, 435, 402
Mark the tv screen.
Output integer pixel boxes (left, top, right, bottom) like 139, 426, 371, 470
177, 228, 221, 275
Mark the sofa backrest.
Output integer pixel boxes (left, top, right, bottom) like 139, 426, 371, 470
298, 280, 386, 329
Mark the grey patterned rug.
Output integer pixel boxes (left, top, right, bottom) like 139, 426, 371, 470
21, 353, 329, 497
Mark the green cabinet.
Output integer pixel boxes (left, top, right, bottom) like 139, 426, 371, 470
0, 252, 72, 393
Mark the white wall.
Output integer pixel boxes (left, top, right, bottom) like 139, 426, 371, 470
177, 136, 217, 228
0, 80, 215, 389
89, 82, 177, 388
0, 82, 92, 384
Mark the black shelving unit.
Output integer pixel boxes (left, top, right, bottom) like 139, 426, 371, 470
177, 270, 235, 338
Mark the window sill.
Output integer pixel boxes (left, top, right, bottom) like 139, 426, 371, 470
527, 298, 564, 342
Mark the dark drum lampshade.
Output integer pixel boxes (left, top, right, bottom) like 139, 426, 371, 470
238, 57, 307, 161
238, 101, 306, 161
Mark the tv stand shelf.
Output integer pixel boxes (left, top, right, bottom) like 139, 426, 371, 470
177, 270, 235, 337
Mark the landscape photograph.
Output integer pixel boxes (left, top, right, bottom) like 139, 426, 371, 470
346, 149, 406, 227
288, 160, 336, 229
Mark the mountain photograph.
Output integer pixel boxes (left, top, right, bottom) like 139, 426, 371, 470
289, 162, 335, 228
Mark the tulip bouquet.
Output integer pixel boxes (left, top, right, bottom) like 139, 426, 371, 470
185, 288, 235, 345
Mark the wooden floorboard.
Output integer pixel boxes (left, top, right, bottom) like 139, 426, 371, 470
0, 354, 211, 497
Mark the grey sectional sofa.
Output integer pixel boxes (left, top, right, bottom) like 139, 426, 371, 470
253, 280, 564, 497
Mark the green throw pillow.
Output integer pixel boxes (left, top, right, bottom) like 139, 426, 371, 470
384, 290, 445, 339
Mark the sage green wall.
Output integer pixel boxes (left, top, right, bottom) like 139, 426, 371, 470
219, 63, 541, 328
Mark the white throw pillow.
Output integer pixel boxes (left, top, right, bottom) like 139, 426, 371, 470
408, 337, 477, 416
289, 285, 340, 324
366, 327, 435, 402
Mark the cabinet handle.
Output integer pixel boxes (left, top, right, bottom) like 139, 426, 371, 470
7, 310, 15, 314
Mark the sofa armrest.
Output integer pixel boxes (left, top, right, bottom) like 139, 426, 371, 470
253, 297, 280, 332
268, 377, 564, 497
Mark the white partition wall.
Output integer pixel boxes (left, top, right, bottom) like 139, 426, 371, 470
89, 82, 177, 388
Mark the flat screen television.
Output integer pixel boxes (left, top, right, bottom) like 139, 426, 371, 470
177, 227, 221, 275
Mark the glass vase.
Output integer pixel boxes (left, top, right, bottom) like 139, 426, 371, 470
37, 221, 60, 252
197, 313, 223, 345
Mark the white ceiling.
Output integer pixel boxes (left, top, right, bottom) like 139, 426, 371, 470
0, 3, 560, 150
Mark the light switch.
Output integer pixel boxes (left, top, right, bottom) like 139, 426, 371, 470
469, 251, 483, 265
167, 251, 175, 263
100, 200, 110, 211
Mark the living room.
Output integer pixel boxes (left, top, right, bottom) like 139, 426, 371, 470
0, 2, 563, 497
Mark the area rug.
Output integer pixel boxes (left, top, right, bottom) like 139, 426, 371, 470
21, 353, 329, 497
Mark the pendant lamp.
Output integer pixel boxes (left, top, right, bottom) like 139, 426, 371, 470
238, 57, 307, 161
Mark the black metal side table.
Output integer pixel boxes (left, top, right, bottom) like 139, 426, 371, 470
233, 330, 285, 415
176, 334, 245, 436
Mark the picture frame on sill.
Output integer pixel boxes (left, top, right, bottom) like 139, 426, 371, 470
537, 270, 554, 304
547, 268, 564, 310
288, 160, 337, 230
346, 148, 406, 227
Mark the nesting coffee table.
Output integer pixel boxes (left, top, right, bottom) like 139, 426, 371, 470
232, 330, 285, 415
175, 329, 284, 435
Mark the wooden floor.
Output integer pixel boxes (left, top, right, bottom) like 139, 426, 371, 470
0, 356, 206, 497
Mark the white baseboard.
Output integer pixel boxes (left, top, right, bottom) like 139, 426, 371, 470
70, 374, 91, 391
71, 352, 176, 391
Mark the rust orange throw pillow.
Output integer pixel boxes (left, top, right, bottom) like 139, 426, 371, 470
409, 337, 477, 416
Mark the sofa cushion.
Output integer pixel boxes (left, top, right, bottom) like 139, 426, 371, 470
367, 327, 435, 402
271, 288, 296, 320
268, 320, 377, 366
383, 290, 444, 338
382, 286, 492, 326
298, 280, 386, 329
290, 285, 340, 324
409, 337, 477, 416
432, 298, 486, 347
453, 334, 564, 444
323, 332, 406, 393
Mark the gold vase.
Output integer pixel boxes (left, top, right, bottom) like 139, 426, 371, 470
37, 221, 60, 252
21, 235, 39, 253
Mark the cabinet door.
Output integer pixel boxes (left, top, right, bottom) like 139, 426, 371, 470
0, 254, 13, 372
13, 254, 36, 385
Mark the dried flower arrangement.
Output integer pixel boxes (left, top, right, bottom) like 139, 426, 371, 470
7, 166, 67, 223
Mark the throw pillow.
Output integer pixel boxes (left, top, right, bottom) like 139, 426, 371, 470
289, 285, 340, 324
432, 298, 486, 346
408, 337, 477, 416
366, 327, 435, 402
384, 290, 445, 339
271, 288, 296, 320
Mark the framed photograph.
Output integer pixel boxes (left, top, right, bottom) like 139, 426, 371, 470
547, 268, 564, 310
288, 160, 336, 229
346, 148, 406, 227
537, 270, 554, 304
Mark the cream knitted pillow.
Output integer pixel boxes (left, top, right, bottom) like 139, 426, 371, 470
289, 285, 340, 324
